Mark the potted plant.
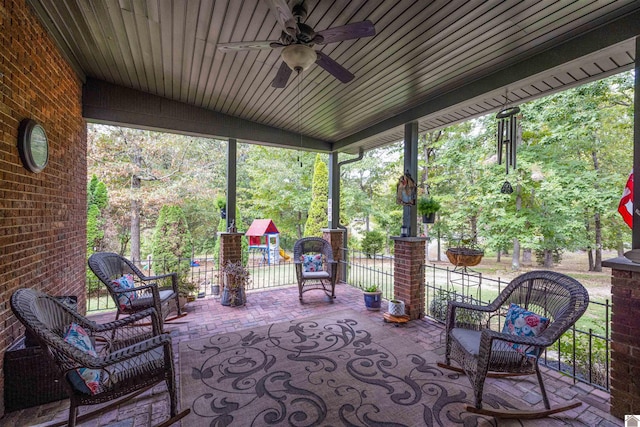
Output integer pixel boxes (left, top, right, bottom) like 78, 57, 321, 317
178, 279, 198, 308
363, 285, 382, 311
388, 299, 405, 316
417, 197, 441, 224
221, 260, 250, 306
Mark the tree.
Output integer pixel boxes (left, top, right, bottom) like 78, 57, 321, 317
303, 154, 329, 237
87, 175, 108, 291
151, 205, 194, 294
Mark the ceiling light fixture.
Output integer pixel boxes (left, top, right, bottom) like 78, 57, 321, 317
281, 44, 317, 72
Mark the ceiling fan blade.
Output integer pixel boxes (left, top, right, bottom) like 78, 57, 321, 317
272, 61, 293, 88
217, 40, 278, 51
315, 51, 354, 83
264, 0, 298, 37
315, 20, 376, 44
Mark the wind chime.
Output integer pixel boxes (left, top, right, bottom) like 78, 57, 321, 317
496, 105, 521, 194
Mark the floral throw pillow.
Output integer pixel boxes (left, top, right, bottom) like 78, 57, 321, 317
301, 254, 323, 272
501, 303, 550, 357
112, 274, 137, 310
63, 323, 101, 395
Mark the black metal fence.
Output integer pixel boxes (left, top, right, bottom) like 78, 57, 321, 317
86, 248, 611, 391
86, 251, 298, 312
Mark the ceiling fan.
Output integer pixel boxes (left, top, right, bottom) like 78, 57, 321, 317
217, 0, 376, 88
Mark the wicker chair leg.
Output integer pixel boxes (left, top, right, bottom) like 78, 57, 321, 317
68, 404, 78, 427
535, 363, 551, 410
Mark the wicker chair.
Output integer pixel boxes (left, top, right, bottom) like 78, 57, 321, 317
10, 288, 189, 427
438, 270, 589, 418
293, 237, 338, 302
88, 252, 184, 328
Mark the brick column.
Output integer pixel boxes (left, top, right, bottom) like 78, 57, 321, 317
602, 257, 640, 419
218, 232, 243, 287
323, 229, 345, 283
391, 237, 427, 320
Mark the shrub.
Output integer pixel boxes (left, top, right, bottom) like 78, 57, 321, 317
151, 205, 194, 294
361, 230, 384, 258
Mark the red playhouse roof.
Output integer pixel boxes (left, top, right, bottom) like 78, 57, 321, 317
246, 219, 279, 236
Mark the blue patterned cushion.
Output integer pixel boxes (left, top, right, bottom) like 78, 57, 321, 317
301, 254, 323, 272
501, 303, 550, 357
112, 274, 137, 310
63, 323, 100, 394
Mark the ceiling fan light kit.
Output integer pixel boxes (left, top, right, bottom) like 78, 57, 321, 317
281, 44, 317, 71
217, 0, 375, 88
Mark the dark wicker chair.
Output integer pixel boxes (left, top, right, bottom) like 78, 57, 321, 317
10, 288, 189, 427
438, 270, 589, 418
88, 252, 183, 328
293, 237, 338, 302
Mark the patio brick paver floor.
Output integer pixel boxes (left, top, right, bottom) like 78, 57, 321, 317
0, 283, 622, 426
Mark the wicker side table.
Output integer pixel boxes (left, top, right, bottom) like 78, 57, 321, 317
4, 337, 67, 412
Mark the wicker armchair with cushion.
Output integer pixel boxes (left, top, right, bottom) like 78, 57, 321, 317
438, 270, 589, 418
293, 237, 338, 302
88, 252, 184, 328
10, 288, 189, 427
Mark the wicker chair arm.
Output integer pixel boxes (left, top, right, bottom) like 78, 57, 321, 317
102, 334, 172, 365
91, 308, 160, 334
479, 328, 552, 352
138, 272, 179, 291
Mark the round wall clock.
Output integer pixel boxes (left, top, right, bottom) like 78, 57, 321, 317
18, 119, 49, 173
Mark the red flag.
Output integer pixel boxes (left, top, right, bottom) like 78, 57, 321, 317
618, 171, 633, 228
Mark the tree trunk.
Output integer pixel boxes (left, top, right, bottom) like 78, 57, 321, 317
511, 184, 522, 270
512, 238, 520, 270
496, 250, 501, 263
130, 174, 141, 263
587, 249, 594, 271
522, 248, 532, 266
593, 211, 602, 272
543, 250, 553, 268
617, 241, 625, 257
591, 149, 603, 272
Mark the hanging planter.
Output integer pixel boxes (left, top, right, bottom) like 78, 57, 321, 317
417, 197, 440, 224
446, 247, 484, 267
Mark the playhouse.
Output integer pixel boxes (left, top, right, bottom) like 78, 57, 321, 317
246, 219, 281, 264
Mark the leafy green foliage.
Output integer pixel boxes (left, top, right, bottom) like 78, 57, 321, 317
303, 154, 329, 237
151, 205, 194, 294
361, 230, 385, 258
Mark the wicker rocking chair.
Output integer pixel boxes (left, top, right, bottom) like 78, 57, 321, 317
88, 252, 185, 328
294, 237, 338, 302
438, 270, 589, 418
10, 288, 189, 427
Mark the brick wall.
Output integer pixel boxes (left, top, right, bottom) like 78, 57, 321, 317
0, 0, 86, 415
609, 268, 640, 418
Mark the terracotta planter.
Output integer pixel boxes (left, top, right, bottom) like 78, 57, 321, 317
446, 247, 484, 267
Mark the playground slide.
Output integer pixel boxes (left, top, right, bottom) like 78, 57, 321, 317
279, 248, 291, 261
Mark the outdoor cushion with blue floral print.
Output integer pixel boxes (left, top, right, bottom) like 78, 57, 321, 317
501, 303, 550, 357
301, 254, 323, 272
63, 322, 101, 394
112, 274, 138, 310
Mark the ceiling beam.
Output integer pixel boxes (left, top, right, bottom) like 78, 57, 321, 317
334, 9, 640, 152
83, 78, 332, 151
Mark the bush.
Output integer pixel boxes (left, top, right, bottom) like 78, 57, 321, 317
151, 205, 194, 294
361, 230, 384, 258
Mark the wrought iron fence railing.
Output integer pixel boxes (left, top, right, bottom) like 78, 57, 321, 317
86, 250, 298, 312
86, 248, 611, 391
342, 248, 394, 300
